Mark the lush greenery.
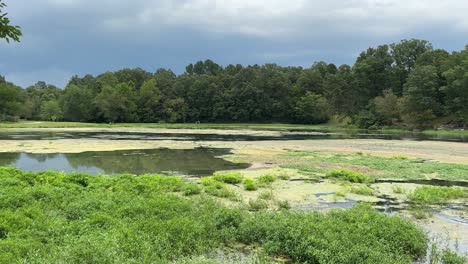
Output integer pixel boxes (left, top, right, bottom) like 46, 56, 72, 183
283, 150, 468, 180
0, 0, 21, 43
325, 169, 373, 183
409, 186, 468, 205
1, 39, 467, 129
0, 167, 430, 263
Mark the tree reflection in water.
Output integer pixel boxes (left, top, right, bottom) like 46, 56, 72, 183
0, 148, 249, 176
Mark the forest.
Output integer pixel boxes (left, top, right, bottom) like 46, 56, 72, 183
1, 39, 467, 129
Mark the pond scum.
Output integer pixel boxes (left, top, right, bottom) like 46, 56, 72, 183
0, 167, 466, 263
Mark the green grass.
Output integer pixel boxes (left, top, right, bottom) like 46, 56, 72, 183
325, 169, 373, 183
283, 150, 468, 180
0, 167, 430, 263
349, 185, 376, 196
408, 186, 468, 205
257, 174, 277, 186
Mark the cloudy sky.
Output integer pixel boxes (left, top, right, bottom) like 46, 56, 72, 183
1, 0, 467, 87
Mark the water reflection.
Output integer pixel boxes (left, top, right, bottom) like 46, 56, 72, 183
0, 148, 249, 176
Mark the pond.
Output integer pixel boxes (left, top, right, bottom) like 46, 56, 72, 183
0, 148, 249, 176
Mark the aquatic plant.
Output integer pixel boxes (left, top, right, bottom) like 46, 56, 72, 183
408, 186, 467, 205
349, 185, 376, 196
325, 169, 373, 183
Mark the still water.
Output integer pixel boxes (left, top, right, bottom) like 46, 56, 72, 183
0, 148, 249, 176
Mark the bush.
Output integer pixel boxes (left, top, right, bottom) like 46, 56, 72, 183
349, 185, 376, 196
258, 190, 273, 200
243, 177, 258, 191
212, 172, 243, 184
248, 199, 268, 211
182, 183, 202, 196
277, 200, 291, 210
325, 169, 373, 183
257, 174, 276, 186
409, 186, 467, 205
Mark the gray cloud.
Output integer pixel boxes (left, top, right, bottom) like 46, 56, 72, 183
1, 0, 467, 87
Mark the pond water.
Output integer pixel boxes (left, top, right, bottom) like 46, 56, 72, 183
0, 148, 249, 176
0, 130, 466, 142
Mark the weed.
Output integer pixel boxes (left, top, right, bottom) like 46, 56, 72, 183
248, 199, 269, 211
258, 190, 274, 200
349, 185, 376, 196
243, 177, 258, 191
409, 186, 467, 205
182, 183, 202, 196
392, 185, 405, 194
277, 200, 291, 210
325, 169, 373, 183
212, 172, 243, 184
257, 174, 276, 186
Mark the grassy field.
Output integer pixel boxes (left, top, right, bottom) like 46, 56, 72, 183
281, 150, 468, 181
0, 167, 432, 264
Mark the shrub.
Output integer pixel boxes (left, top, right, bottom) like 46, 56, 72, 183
277, 200, 291, 210
212, 172, 243, 184
349, 185, 376, 196
182, 183, 202, 196
243, 177, 258, 191
258, 190, 274, 200
441, 249, 467, 264
392, 185, 405, 194
248, 199, 268, 211
408, 186, 467, 205
325, 169, 373, 183
257, 174, 276, 186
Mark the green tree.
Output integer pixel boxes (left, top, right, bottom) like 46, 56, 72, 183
0, 0, 21, 42
61, 84, 94, 122
95, 83, 137, 122
442, 47, 468, 126
137, 78, 162, 122
400, 65, 441, 128
391, 39, 433, 95
293, 92, 330, 124
0, 80, 22, 121
373, 90, 400, 125
40, 100, 63, 121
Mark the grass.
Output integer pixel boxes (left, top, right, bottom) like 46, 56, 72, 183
283, 150, 468, 180
325, 169, 373, 183
257, 174, 276, 186
258, 190, 274, 200
0, 167, 430, 263
349, 185, 376, 196
392, 185, 405, 194
408, 186, 468, 205
247, 199, 269, 211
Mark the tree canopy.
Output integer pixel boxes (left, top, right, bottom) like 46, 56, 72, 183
0, 0, 21, 42
1, 40, 467, 129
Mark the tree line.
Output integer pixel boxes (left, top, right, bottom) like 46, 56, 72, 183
1, 39, 467, 129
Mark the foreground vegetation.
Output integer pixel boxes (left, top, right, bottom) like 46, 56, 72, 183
0, 167, 431, 263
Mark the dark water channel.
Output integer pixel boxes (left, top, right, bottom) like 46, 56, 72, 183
0, 148, 249, 176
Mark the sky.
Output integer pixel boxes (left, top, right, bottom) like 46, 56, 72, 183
1, 0, 467, 88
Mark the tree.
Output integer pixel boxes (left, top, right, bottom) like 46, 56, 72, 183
293, 92, 330, 124
0, 80, 22, 121
391, 39, 433, 95
95, 83, 137, 123
400, 65, 441, 128
0, 0, 21, 42
137, 78, 162, 122
61, 84, 94, 122
442, 47, 468, 126
40, 100, 63, 121
373, 90, 400, 125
